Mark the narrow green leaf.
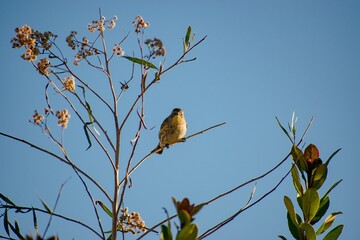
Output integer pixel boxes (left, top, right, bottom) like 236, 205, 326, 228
183, 26, 192, 52
84, 122, 93, 150
32, 208, 38, 235
185, 26, 192, 46
40, 198, 52, 214
275, 116, 293, 143
176, 223, 198, 240
322, 180, 342, 201
325, 148, 341, 166
3, 209, 9, 236
278, 235, 287, 240
302, 188, 320, 222
316, 212, 343, 235
161, 225, 173, 240
284, 196, 298, 226
96, 201, 113, 217
8, 221, 24, 239
291, 165, 304, 196
323, 224, 344, 240
299, 223, 316, 240
311, 196, 329, 225
123, 56, 158, 69
0, 193, 16, 206
192, 203, 205, 216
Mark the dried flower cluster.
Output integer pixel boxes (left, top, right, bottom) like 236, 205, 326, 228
32, 110, 44, 124
63, 76, 76, 92
132, 16, 150, 33
113, 44, 125, 57
66, 31, 78, 50
145, 38, 166, 58
66, 31, 97, 66
88, 15, 118, 32
118, 208, 147, 234
37, 58, 51, 76
11, 25, 37, 61
55, 109, 71, 128
11, 25, 57, 63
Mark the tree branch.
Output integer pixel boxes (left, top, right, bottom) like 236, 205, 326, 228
118, 122, 226, 188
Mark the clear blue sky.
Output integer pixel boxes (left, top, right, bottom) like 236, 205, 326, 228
1, 1, 359, 239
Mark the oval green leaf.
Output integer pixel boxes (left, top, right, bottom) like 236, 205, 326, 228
176, 223, 198, 240
302, 188, 320, 222
311, 196, 329, 225
299, 223, 316, 240
284, 196, 298, 226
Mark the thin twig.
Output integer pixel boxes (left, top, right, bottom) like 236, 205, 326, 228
136, 214, 177, 240
42, 179, 70, 238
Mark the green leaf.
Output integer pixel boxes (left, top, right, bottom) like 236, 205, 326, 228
3, 209, 9, 236
8, 220, 24, 239
291, 145, 308, 173
84, 122, 93, 150
291, 165, 304, 196
302, 188, 320, 222
284, 196, 298, 226
286, 212, 301, 240
40, 198, 52, 214
176, 223, 198, 240
275, 116, 293, 143
96, 201, 113, 217
183, 26, 192, 52
178, 209, 191, 227
278, 235, 287, 240
0, 193, 16, 206
325, 148, 341, 166
123, 56, 158, 69
299, 223, 316, 240
192, 203, 205, 216
316, 212, 343, 235
312, 164, 328, 189
323, 225, 344, 240
32, 208, 38, 235
160, 225, 173, 240
311, 196, 329, 225
322, 180, 342, 201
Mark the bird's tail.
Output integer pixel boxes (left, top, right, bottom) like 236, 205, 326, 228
151, 144, 163, 154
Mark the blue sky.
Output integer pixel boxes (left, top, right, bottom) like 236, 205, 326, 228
1, 1, 359, 239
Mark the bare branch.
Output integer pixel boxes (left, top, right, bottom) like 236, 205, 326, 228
199, 168, 291, 239
119, 122, 226, 188
0, 132, 111, 202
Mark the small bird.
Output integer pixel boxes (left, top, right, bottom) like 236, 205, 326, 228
154, 108, 187, 154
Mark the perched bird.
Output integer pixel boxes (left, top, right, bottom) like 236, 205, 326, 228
154, 108, 187, 154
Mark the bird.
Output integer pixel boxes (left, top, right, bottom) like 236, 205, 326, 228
153, 108, 187, 154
